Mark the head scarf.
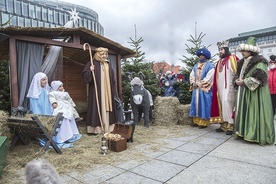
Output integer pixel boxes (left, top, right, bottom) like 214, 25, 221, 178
27, 72, 50, 99
51, 80, 63, 91
93, 47, 113, 111
93, 47, 109, 63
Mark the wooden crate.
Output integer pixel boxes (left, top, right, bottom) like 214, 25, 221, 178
0, 136, 7, 178
108, 123, 132, 152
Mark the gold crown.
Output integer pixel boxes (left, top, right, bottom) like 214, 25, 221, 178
217, 40, 229, 48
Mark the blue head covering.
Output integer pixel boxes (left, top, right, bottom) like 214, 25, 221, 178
196, 48, 211, 59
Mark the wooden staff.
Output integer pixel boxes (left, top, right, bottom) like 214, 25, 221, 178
83, 43, 104, 133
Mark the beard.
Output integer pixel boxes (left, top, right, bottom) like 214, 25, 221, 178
220, 47, 231, 58
220, 52, 227, 58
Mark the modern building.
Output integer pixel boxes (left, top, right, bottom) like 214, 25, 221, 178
228, 26, 276, 60
0, 0, 104, 35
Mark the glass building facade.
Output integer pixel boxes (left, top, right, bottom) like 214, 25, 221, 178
0, 0, 104, 35
228, 26, 276, 59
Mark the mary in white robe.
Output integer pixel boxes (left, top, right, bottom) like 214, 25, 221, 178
26, 72, 52, 115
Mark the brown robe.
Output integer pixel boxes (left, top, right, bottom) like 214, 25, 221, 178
82, 60, 117, 134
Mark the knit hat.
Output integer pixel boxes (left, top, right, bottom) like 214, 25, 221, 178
270, 55, 276, 62
51, 80, 63, 91
196, 48, 211, 59
237, 37, 260, 54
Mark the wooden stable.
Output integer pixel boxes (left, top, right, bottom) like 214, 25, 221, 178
0, 26, 135, 109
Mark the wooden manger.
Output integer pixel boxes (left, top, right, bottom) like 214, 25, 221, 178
7, 113, 63, 154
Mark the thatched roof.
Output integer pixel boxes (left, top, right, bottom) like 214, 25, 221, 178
0, 26, 136, 64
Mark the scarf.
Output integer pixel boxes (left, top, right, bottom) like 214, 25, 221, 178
93, 48, 113, 112
103, 61, 112, 111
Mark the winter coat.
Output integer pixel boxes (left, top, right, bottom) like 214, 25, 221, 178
268, 68, 276, 94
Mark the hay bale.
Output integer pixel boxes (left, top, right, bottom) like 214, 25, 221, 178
74, 101, 87, 114
0, 110, 11, 139
152, 96, 180, 125
177, 104, 193, 125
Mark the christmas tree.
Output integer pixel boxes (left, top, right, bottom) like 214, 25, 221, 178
0, 60, 10, 113
178, 32, 213, 104
122, 30, 160, 110
180, 32, 212, 74
0, 15, 11, 113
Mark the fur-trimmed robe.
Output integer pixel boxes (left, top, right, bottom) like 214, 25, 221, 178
232, 55, 275, 145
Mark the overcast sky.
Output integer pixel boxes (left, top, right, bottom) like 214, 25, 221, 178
62, 0, 275, 66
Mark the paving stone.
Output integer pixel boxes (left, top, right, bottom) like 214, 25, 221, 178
166, 156, 276, 184
169, 134, 201, 142
67, 164, 124, 183
106, 171, 162, 184
130, 159, 185, 183
191, 136, 228, 146
208, 137, 276, 168
113, 160, 149, 170
157, 149, 203, 166
204, 130, 232, 140
130, 143, 171, 159
182, 127, 211, 135
176, 142, 217, 155
157, 138, 187, 149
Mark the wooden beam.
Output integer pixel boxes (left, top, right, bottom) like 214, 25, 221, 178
9, 38, 18, 108
10, 35, 122, 55
11, 35, 97, 50
117, 54, 122, 99
72, 35, 80, 44
121, 53, 136, 59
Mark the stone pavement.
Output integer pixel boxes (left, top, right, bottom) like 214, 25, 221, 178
60, 124, 276, 184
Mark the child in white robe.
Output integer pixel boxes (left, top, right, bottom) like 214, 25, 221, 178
49, 80, 82, 144
49, 80, 83, 122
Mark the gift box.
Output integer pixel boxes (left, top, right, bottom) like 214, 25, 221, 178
107, 123, 132, 152
0, 136, 7, 178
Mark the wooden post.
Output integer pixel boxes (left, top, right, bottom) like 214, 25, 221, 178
117, 54, 122, 99
9, 38, 18, 108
